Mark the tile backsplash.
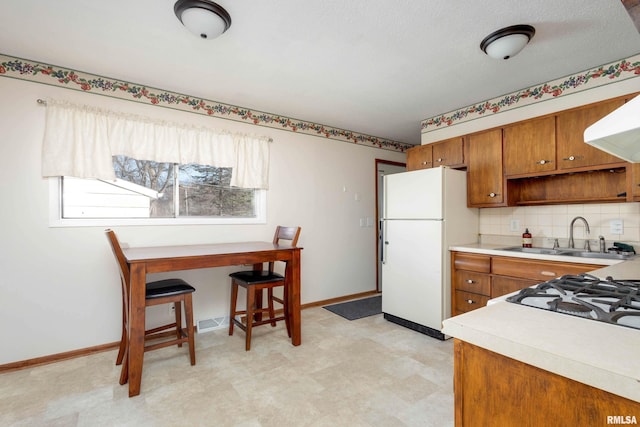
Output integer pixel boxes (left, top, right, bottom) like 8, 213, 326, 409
479, 202, 640, 250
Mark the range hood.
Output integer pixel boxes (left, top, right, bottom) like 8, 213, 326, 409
584, 94, 640, 163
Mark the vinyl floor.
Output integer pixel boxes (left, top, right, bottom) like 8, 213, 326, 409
0, 305, 454, 427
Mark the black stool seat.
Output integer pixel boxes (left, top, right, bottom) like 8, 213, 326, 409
229, 271, 284, 284
146, 279, 195, 299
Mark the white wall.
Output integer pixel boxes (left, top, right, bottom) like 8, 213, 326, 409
0, 77, 405, 364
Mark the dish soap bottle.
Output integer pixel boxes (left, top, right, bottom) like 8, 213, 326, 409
522, 228, 532, 248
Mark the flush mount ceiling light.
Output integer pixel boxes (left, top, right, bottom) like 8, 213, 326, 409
174, 0, 231, 39
480, 25, 535, 60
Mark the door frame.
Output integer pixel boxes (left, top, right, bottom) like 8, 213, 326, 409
375, 158, 406, 292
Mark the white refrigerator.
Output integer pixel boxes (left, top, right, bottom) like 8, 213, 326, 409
381, 166, 478, 339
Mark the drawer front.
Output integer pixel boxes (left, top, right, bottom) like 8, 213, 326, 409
455, 290, 489, 314
453, 252, 491, 273
491, 257, 605, 282
455, 271, 491, 295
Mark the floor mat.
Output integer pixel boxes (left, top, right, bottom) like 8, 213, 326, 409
323, 296, 382, 320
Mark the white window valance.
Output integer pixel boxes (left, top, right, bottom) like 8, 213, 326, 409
41, 99, 271, 189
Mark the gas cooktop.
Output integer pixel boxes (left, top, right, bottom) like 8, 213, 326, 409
506, 274, 640, 330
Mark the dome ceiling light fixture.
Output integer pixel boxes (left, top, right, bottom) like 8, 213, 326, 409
174, 0, 232, 40
480, 24, 536, 60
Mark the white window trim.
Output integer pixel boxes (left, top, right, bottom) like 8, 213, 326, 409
48, 178, 267, 227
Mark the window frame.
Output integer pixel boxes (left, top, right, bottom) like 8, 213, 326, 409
48, 177, 267, 227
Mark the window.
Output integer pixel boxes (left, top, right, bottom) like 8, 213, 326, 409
51, 155, 266, 226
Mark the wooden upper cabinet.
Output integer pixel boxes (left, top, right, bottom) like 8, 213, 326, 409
432, 137, 465, 168
406, 144, 433, 171
503, 116, 556, 176
632, 163, 640, 201
556, 98, 626, 170
467, 128, 505, 207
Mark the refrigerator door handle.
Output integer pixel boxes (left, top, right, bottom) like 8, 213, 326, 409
381, 220, 388, 264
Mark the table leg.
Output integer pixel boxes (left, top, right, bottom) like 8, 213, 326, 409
253, 263, 263, 321
128, 263, 146, 397
288, 249, 301, 346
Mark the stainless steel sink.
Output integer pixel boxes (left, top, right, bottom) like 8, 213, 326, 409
559, 250, 633, 260
498, 246, 634, 260
499, 246, 569, 255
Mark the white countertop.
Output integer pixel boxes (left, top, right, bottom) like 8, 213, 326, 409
443, 245, 640, 402
442, 302, 640, 402
449, 242, 624, 266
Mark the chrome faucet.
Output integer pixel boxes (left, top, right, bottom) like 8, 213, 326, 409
568, 216, 591, 251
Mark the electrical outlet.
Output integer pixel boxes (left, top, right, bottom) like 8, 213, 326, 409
169, 303, 175, 317
510, 219, 520, 232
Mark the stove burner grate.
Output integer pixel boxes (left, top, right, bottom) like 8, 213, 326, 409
506, 274, 640, 330
547, 299, 593, 318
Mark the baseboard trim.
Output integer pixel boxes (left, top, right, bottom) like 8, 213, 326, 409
0, 290, 380, 374
0, 341, 119, 374
301, 290, 380, 309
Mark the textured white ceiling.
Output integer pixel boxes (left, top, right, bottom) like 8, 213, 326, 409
1, 0, 639, 145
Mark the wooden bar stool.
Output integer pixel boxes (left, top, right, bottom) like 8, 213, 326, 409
105, 229, 196, 385
228, 226, 301, 351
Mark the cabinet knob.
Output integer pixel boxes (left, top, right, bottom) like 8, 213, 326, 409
466, 279, 474, 284
437, 158, 444, 162
488, 192, 499, 198
536, 159, 553, 165
466, 299, 476, 304
562, 155, 583, 161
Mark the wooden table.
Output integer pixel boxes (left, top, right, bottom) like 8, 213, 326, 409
122, 241, 302, 397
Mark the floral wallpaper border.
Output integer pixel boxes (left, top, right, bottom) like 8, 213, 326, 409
421, 54, 640, 133
0, 53, 412, 153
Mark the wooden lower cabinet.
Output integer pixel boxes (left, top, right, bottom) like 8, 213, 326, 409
451, 251, 606, 316
452, 253, 491, 315
491, 275, 538, 298
491, 256, 605, 283
453, 339, 640, 427
454, 290, 490, 314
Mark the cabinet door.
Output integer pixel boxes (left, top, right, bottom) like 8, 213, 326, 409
503, 116, 556, 176
406, 144, 432, 171
633, 164, 640, 201
467, 128, 505, 207
556, 98, 626, 169
432, 137, 464, 168
491, 275, 538, 299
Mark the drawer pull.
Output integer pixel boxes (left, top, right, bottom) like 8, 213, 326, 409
466, 299, 476, 304
536, 159, 553, 165
488, 192, 500, 198
540, 270, 557, 277
562, 155, 584, 161
466, 279, 475, 284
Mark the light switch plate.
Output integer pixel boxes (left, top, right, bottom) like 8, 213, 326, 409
510, 219, 520, 232
610, 219, 624, 235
